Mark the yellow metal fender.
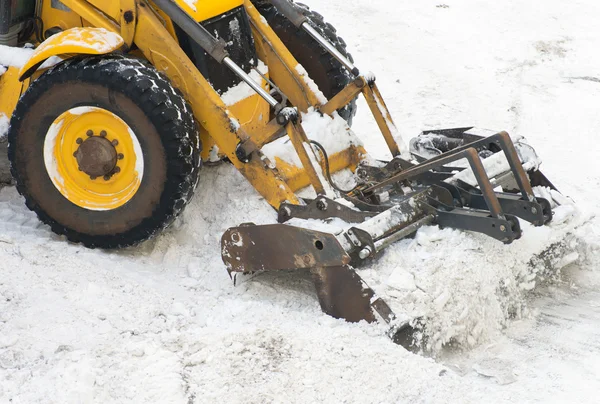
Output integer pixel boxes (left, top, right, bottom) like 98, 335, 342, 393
19, 27, 124, 82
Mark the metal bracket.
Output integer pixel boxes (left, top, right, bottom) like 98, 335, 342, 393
278, 196, 377, 223
460, 188, 552, 226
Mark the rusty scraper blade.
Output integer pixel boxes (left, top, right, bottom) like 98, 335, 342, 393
221, 223, 420, 350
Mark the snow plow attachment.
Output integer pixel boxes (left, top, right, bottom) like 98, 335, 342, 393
217, 0, 567, 350
222, 127, 559, 349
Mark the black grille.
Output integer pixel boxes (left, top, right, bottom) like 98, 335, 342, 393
175, 6, 257, 94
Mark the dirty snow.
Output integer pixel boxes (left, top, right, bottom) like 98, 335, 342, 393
1, 0, 600, 403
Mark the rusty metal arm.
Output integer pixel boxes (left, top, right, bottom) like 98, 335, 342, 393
286, 122, 327, 195
362, 81, 404, 158
364, 147, 506, 220
365, 132, 536, 201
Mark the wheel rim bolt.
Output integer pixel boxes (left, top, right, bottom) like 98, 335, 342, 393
76, 138, 83, 145
112, 140, 119, 146
86, 130, 94, 137
90, 176, 97, 180
100, 130, 107, 137
103, 175, 111, 181
118, 153, 124, 160
114, 166, 121, 174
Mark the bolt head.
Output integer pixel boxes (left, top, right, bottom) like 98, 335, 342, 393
531, 207, 538, 215
500, 225, 507, 232
86, 130, 93, 137
76, 138, 83, 145
114, 166, 121, 173
103, 175, 111, 181
100, 130, 107, 137
111, 140, 119, 146
118, 153, 124, 160
316, 199, 328, 211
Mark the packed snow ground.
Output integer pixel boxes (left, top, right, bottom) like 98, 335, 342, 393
2, 0, 600, 402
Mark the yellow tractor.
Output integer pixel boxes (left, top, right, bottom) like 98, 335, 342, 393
0, 0, 564, 348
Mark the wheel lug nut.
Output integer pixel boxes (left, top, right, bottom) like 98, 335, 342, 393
100, 130, 107, 137
86, 130, 93, 137
76, 138, 83, 144
90, 176, 97, 180
114, 166, 121, 173
118, 153, 124, 160
103, 175, 111, 181
112, 140, 119, 146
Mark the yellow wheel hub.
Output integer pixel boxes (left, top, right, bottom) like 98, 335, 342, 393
43, 107, 144, 211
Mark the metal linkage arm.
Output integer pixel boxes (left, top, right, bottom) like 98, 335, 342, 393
364, 132, 540, 205
364, 147, 506, 220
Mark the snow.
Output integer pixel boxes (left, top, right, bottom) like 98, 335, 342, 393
0, 28, 120, 75
295, 64, 328, 104
38, 27, 123, 54
263, 108, 363, 169
181, 0, 198, 12
1, 0, 600, 402
221, 61, 269, 106
0, 44, 35, 68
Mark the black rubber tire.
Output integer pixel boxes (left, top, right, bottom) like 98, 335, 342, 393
254, 0, 357, 124
8, 56, 202, 249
